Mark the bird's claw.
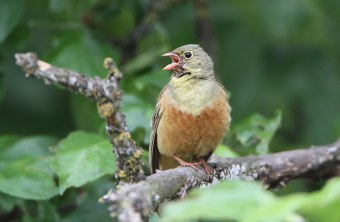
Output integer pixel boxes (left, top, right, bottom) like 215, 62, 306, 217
173, 156, 212, 175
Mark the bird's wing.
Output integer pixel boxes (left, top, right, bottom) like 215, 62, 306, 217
149, 84, 168, 174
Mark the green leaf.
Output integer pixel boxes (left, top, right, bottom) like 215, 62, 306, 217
133, 70, 169, 91
214, 144, 239, 158
232, 110, 282, 154
0, 136, 56, 167
122, 46, 168, 74
161, 181, 277, 222
0, 0, 24, 43
121, 94, 153, 144
0, 135, 19, 154
49, 131, 116, 194
246, 194, 305, 222
70, 94, 102, 131
0, 136, 59, 200
162, 178, 340, 222
162, 180, 311, 222
299, 178, 340, 222
47, 31, 118, 78
149, 212, 160, 222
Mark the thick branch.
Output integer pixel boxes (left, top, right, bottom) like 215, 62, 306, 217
102, 140, 340, 221
15, 53, 145, 183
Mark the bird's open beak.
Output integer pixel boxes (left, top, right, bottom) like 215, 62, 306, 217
162, 52, 181, 70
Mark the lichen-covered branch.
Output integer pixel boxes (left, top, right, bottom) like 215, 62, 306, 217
15, 52, 145, 183
99, 58, 145, 183
102, 140, 340, 222
15, 53, 118, 103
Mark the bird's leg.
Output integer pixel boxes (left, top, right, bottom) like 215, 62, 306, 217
173, 155, 200, 171
173, 156, 212, 175
197, 159, 213, 175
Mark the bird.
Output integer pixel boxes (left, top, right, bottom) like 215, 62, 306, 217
149, 44, 231, 174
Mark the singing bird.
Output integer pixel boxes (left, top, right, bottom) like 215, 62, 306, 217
149, 44, 231, 174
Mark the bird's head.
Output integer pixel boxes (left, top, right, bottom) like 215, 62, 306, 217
162, 44, 215, 80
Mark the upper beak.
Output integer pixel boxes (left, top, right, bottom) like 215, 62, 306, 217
162, 52, 181, 70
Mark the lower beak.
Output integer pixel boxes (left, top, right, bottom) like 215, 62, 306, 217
162, 52, 180, 70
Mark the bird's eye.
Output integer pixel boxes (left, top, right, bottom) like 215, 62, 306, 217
184, 51, 193, 59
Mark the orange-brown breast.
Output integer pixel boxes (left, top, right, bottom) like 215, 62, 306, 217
157, 90, 231, 170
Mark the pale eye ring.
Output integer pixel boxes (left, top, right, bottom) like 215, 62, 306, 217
184, 51, 193, 59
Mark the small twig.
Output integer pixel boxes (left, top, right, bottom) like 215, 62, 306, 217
15, 53, 118, 103
101, 140, 340, 222
15, 53, 145, 184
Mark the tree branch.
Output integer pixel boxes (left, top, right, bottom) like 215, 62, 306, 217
101, 140, 340, 221
15, 52, 145, 183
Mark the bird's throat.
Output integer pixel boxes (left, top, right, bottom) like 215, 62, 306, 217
168, 79, 219, 115
171, 71, 191, 78
171, 65, 191, 78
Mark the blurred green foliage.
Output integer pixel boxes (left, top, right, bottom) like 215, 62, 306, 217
162, 179, 340, 222
232, 110, 282, 154
0, 136, 59, 200
0, 0, 339, 221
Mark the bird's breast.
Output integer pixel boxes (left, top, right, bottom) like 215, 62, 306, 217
157, 86, 231, 159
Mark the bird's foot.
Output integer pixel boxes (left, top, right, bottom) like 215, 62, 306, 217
197, 159, 213, 175
173, 156, 212, 175
173, 156, 200, 171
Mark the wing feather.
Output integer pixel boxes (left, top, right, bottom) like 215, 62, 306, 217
149, 84, 168, 174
